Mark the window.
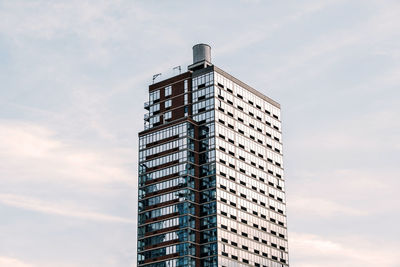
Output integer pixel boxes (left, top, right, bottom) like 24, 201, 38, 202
165, 99, 172, 108
150, 103, 160, 113
149, 90, 160, 103
164, 111, 172, 121
150, 115, 160, 125
165, 86, 172, 97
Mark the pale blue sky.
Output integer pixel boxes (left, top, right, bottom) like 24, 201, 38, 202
0, 1, 399, 267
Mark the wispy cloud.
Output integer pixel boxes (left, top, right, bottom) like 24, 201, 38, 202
218, 0, 341, 56
287, 168, 400, 221
290, 232, 400, 267
265, 1, 400, 83
1, 1, 399, 267
0, 256, 33, 267
291, 108, 400, 152
0, 120, 135, 185
288, 196, 368, 218
0, 193, 134, 224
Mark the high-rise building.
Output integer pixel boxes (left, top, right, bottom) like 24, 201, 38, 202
138, 44, 289, 267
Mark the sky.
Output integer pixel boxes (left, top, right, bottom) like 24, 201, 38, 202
0, 0, 399, 266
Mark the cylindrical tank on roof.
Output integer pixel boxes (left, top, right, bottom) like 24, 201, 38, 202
192, 44, 211, 64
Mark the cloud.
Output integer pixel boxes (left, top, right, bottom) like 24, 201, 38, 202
0, 120, 135, 185
287, 168, 400, 220
290, 232, 400, 267
0, 1, 118, 40
289, 106, 400, 154
218, 0, 341, 56
0, 256, 33, 267
288, 196, 368, 218
0, 193, 135, 224
265, 1, 400, 83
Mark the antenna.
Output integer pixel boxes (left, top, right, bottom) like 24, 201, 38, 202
173, 66, 181, 74
152, 73, 161, 84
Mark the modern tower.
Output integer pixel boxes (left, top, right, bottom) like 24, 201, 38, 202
138, 44, 289, 267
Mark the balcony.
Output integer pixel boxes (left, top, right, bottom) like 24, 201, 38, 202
144, 101, 151, 110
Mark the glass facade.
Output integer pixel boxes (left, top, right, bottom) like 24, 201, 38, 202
138, 62, 288, 267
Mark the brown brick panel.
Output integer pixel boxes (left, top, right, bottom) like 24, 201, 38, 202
149, 72, 191, 92
172, 106, 186, 121
173, 94, 185, 106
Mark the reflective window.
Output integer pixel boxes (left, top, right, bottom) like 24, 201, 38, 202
149, 90, 160, 103
165, 85, 172, 97
164, 111, 172, 120
165, 99, 172, 108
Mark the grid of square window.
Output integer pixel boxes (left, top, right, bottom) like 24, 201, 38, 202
214, 71, 288, 267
